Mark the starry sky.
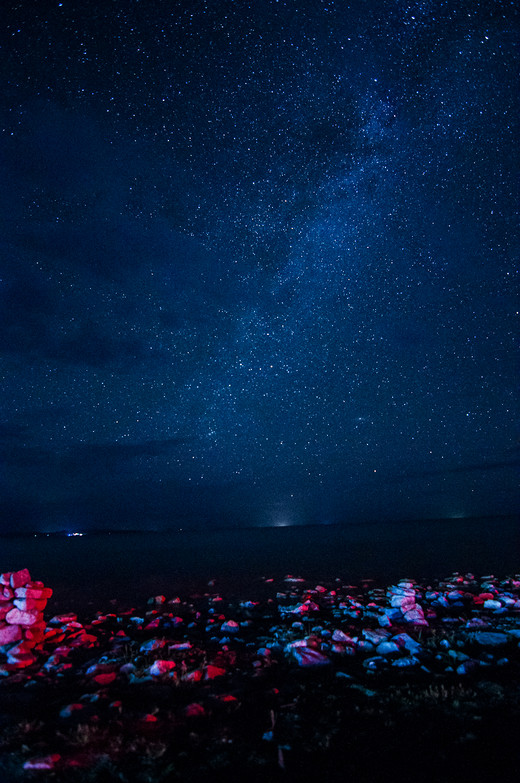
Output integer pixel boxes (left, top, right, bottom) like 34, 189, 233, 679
0, 0, 518, 533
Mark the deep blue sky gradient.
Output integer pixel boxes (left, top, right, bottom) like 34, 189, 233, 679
1, 0, 518, 532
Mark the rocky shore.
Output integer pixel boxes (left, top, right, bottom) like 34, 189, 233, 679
1, 568, 519, 782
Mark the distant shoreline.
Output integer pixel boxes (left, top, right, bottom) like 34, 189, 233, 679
0, 513, 517, 540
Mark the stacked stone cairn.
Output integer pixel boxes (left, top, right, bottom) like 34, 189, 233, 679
0, 568, 52, 670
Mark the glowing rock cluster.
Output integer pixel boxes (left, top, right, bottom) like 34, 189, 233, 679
0, 569, 52, 669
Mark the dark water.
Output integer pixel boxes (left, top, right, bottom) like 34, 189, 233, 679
0, 517, 518, 614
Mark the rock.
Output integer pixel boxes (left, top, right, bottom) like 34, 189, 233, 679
7, 647, 36, 668
290, 647, 331, 667
362, 628, 391, 645
149, 660, 176, 676
23, 754, 61, 770
0, 623, 22, 645
392, 655, 420, 667
221, 619, 240, 633
403, 606, 428, 625
14, 585, 52, 599
456, 659, 480, 675
139, 638, 167, 653
376, 641, 400, 656
472, 632, 509, 647
10, 568, 31, 589
184, 702, 206, 718
93, 672, 117, 686
49, 613, 77, 625
392, 633, 423, 654
332, 629, 354, 643
13, 597, 47, 612
483, 599, 502, 610
205, 664, 227, 679
59, 703, 84, 718
6, 608, 41, 626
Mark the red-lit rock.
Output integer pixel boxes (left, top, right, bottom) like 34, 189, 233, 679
0, 623, 22, 645
10, 568, 31, 589
93, 671, 117, 686
149, 659, 176, 676
6, 608, 42, 626
23, 622, 47, 646
14, 585, 52, 599
7, 641, 36, 667
205, 664, 227, 679
183, 668, 203, 682
13, 597, 47, 612
49, 613, 77, 625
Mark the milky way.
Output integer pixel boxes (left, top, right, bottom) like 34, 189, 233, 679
0, 0, 518, 531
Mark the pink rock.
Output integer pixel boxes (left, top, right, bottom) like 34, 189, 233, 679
2, 587, 13, 600
14, 586, 52, 599
0, 573, 12, 586
6, 608, 42, 626
10, 568, 31, 589
0, 606, 8, 622
0, 623, 22, 645
24, 754, 61, 770
14, 597, 47, 612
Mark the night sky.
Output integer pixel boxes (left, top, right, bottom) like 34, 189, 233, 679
1, 0, 518, 533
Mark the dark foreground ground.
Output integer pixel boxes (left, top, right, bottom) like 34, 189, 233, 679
1, 571, 519, 783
